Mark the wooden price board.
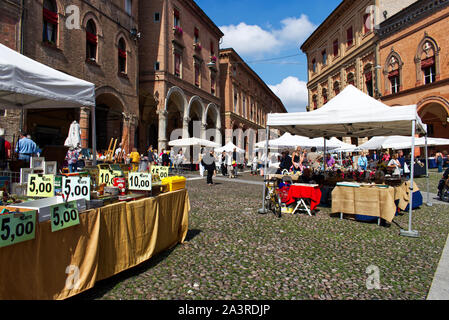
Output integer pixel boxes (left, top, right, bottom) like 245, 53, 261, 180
0, 210, 37, 248
128, 172, 152, 191
62, 176, 91, 202
27, 174, 55, 198
50, 201, 80, 232
151, 166, 169, 180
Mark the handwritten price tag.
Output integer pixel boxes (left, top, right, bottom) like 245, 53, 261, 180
151, 166, 169, 180
128, 172, 152, 191
50, 202, 80, 232
0, 211, 37, 248
27, 174, 55, 197
62, 176, 91, 202
98, 169, 119, 187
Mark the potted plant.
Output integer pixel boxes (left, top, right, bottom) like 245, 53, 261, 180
173, 25, 183, 36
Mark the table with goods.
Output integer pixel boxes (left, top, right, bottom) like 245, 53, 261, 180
0, 157, 189, 300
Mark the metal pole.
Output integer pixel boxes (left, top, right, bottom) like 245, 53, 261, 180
323, 138, 327, 171
258, 125, 269, 214
400, 120, 419, 238
91, 104, 97, 166
425, 135, 432, 207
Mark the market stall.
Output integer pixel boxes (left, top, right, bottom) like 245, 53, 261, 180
0, 44, 191, 299
265, 85, 427, 237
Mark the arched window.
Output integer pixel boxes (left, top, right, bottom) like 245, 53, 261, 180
333, 81, 340, 96
347, 72, 355, 86
383, 50, 403, 95
86, 20, 98, 61
322, 88, 328, 104
312, 94, 318, 110
43, 0, 58, 44
421, 41, 436, 84
415, 35, 440, 86
118, 38, 126, 73
364, 64, 373, 97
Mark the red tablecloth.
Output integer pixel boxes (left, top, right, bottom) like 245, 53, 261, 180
284, 185, 322, 211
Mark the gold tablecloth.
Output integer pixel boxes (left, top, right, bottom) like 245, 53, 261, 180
393, 181, 420, 211
0, 189, 190, 300
331, 185, 397, 222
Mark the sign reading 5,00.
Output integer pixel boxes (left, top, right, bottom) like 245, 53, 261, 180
0, 211, 36, 248
51, 202, 80, 232
62, 176, 91, 202
27, 174, 54, 197
128, 172, 152, 191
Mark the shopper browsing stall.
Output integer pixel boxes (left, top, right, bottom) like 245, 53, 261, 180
15, 131, 37, 162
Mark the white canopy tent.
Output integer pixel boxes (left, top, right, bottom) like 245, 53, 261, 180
357, 136, 449, 151
262, 85, 427, 238
0, 43, 98, 164
168, 137, 220, 148
255, 132, 342, 150
215, 141, 245, 153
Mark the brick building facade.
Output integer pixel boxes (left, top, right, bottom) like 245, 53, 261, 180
138, 0, 223, 155
378, 0, 449, 145
219, 48, 286, 158
300, 0, 417, 145
1, 0, 140, 157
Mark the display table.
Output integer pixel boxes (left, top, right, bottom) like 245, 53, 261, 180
0, 189, 190, 300
393, 181, 420, 211
284, 184, 322, 211
331, 185, 396, 223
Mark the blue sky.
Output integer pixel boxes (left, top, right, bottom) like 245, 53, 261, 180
195, 0, 342, 112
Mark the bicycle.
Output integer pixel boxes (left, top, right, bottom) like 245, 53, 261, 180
264, 179, 283, 218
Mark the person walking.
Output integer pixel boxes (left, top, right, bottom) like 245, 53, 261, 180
129, 148, 140, 172
220, 151, 228, 176
202, 151, 216, 185
199, 148, 205, 177
232, 148, 238, 177
358, 152, 368, 171
15, 131, 37, 163
436, 151, 444, 173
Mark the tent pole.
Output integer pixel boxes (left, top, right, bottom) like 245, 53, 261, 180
400, 120, 419, 238
323, 138, 327, 171
425, 135, 432, 207
91, 104, 97, 166
258, 125, 269, 214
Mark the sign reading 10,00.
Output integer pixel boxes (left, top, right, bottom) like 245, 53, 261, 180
128, 172, 152, 191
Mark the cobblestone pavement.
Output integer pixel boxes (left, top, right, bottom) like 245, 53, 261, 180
74, 173, 449, 300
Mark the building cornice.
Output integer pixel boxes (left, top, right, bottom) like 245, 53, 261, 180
300, 0, 356, 52
378, 0, 449, 40
181, 0, 224, 38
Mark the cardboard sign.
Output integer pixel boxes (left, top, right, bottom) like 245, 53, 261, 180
50, 201, 80, 232
27, 174, 55, 198
0, 210, 37, 248
151, 166, 169, 180
128, 172, 152, 191
62, 176, 91, 202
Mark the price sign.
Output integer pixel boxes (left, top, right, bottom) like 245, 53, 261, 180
128, 172, 152, 191
98, 169, 118, 187
62, 176, 91, 202
151, 166, 169, 180
50, 202, 80, 232
0, 210, 36, 248
27, 174, 55, 197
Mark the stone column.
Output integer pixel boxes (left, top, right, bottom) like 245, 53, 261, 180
182, 116, 190, 139
79, 107, 90, 149
157, 110, 168, 152
200, 122, 207, 140
122, 112, 138, 153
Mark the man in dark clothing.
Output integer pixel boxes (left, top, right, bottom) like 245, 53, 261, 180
202, 151, 216, 185
0, 132, 5, 170
277, 151, 292, 174
161, 150, 170, 167
438, 167, 449, 198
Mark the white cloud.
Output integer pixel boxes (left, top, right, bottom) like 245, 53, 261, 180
220, 23, 281, 55
269, 77, 308, 113
219, 15, 316, 56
